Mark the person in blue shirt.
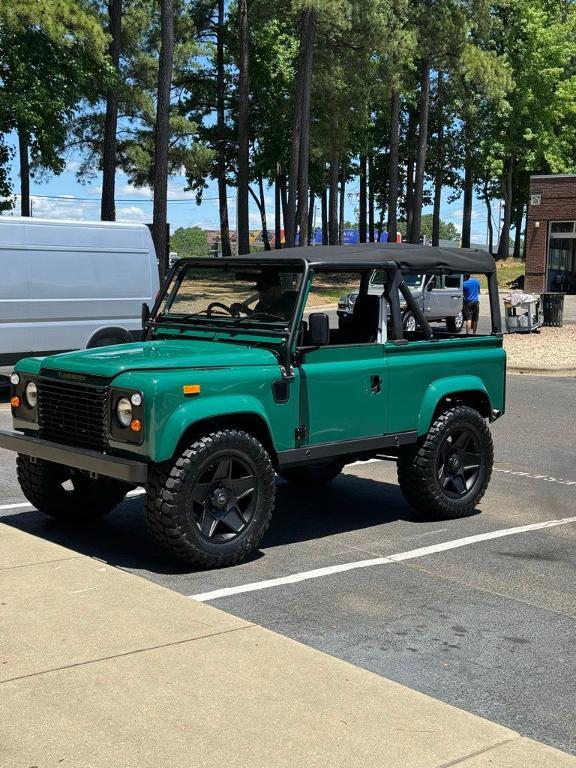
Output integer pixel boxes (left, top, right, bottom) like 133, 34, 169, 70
463, 274, 481, 334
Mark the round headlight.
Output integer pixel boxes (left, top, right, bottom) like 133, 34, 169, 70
116, 397, 133, 427
131, 393, 142, 407
24, 381, 37, 409
10, 373, 20, 386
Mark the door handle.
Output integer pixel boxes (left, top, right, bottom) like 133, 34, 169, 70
370, 374, 381, 393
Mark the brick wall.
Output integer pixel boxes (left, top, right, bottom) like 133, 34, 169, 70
526, 175, 576, 293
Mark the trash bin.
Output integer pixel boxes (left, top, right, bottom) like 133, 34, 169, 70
541, 292, 565, 327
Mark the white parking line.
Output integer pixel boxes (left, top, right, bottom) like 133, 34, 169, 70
0, 488, 145, 512
189, 515, 576, 602
494, 468, 576, 486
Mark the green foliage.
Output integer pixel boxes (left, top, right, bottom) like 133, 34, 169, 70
170, 226, 209, 256
397, 214, 459, 241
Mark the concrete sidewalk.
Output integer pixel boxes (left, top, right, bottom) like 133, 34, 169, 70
1, 522, 575, 768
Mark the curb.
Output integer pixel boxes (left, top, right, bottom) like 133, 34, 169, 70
508, 367, 576, 376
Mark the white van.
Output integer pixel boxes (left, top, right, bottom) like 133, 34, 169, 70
0, 217, 160, 365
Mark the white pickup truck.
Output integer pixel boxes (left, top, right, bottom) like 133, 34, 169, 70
338, 271, 464, 333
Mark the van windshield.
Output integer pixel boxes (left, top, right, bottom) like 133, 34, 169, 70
156, 263, 303, 334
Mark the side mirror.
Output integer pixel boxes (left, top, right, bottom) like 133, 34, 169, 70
426, 278, 436, 292
308, 313, 330, 346
142, 302, 151, 327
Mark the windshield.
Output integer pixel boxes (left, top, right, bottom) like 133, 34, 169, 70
402, 273, 424, 287
156, 262, 304, 333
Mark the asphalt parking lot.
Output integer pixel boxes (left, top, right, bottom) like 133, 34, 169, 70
1, 373, 576, 756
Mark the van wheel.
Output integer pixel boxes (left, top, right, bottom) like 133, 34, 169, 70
16, 455, 131, 521
446, 311, 464, 333
278, 460, 344, 486
145, 430, 275, 568
397, 406, 493, 519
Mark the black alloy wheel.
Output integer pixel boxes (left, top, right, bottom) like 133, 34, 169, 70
436, 426, 483, 499
397, 406, 493, 519
145, 430, 275, 568
191, 454, 257, 542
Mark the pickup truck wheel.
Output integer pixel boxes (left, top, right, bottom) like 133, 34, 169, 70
278, 460, 344, 486
145, 430, 275, 568
402, 311, 417, 332
16, 455, 131, 521
397, 406, 493, 519
446, 311, 464, 333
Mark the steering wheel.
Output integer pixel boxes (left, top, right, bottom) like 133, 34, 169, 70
206, 301, 235, 317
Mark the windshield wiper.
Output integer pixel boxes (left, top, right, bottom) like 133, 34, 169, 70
233, 311, 287, 325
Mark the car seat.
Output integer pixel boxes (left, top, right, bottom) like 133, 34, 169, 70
347, 294, 380, 343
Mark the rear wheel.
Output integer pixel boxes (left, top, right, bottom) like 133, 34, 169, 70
16, 455, 131, 521
278, 460, 344, 486
446, 311, 464, 333
397, 406, 493, 519
145, 430, 275, 568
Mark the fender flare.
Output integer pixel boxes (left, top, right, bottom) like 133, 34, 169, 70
417, 375, 491, 436
154, 394, 275, 462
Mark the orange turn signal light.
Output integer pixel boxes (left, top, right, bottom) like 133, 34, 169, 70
10, 396, 21, 408
183, 384, 201, 395
130, 419, 142, 433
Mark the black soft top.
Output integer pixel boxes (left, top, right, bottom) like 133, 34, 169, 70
230, 243, 495, 274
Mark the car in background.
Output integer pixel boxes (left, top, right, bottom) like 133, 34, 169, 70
0, 217, 160, 366
338, 271, 464, 333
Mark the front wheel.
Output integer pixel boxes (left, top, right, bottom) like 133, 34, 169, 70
402, 310, 417, 332
145, 430, 275, 568
446, 311, 464, 333
397, 406, 493, 519
16, 455, 131, 521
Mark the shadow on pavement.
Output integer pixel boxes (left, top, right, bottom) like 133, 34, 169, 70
0, 473, 479, 575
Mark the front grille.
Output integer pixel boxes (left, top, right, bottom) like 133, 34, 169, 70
38, 376, 109, 451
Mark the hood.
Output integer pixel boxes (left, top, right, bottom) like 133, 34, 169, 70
40, 339, 278, 379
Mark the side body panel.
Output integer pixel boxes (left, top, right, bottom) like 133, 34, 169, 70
385, 336, 506, 435
298, 344, 387, 444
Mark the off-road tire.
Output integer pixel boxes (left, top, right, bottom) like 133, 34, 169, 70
144, 430, 275, 568
278, 460, 345, 486
397, 406, 493, 519
446, 311, 464, 334
402, 310, 417, 332
16, 455, 131, 521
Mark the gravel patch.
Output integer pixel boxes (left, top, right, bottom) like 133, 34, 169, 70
504, 326, 576, 371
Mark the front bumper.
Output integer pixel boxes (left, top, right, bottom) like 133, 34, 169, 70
0, 430, 148, 485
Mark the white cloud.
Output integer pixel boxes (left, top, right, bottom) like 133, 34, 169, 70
119, 184, 152, 199
116, 205, 148, 222
445, 208, 480, 221
30, 196, 100, 221
64, 159, 81, 173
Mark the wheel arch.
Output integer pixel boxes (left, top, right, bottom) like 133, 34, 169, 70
86, 326, 133, 348
155, 395, 278, 466
418, 376, 492, 436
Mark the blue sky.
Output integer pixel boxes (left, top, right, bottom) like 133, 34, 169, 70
2, 132, 492, 245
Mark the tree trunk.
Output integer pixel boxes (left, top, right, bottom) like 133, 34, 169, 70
152, 0, 175, 276
328, 151, 339, 245
286, 9, 316, 247
237, 0, 250, 254
339, 169, 346, 245
368, 154, 375, 242
483, 174, 494, 254
101, 0, 122, 222
359, 154, 367, 242
410, 58, 431, 244
274, 170, 282, 249
386, 89, 400, 244
307, 188, 315, 245
497, 158, 513, 260
256, 174, 271, 250
513, 202, 523, 259
431, 72, 443, 247
216, 0, 231, 258
279, 173, 288, 239
17, 124, 30, 217
405, 106, 416, 241
461, 144, 473, 249
321, 188, 328, 245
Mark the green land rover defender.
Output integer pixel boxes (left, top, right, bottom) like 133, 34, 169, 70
1, 244, 506, 568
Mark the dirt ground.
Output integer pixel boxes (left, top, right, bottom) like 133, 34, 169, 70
504, 325, 576, 372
